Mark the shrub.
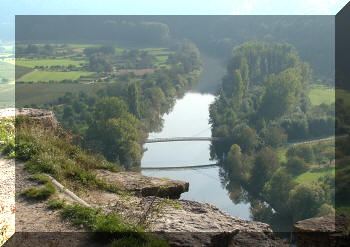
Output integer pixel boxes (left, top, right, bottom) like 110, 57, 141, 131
21, 183, 55, 200
285, 157, 309, 176
47, 198, 66, 209
286, 144, 314, 163
15, 141, 40, 161
317, 203, 335, 217
288, 184, 325, 222
261, 126, 288, 147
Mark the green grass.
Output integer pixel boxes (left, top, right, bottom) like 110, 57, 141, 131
15, 65, 34, 80
15, 82, 104, 107
276, 147, 287, 163
309, 84, 335, 106
61, 203, 168, 246
16, 58, 87, 68
0, 84, 14, 108
12, 117, 123, 195
0, 118, 15, 157
0, 61, 14, 83
47, 198, 66, 209
19, 71, 94, 82
295, 167, 334, 184
21, 176, 56, 201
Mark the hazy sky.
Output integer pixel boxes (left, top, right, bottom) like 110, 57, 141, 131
0, 0, 348, 40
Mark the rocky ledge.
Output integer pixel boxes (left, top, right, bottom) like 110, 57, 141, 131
96, 169, 189, 199
149, 199, 287, 246
0, 108, 59, 131
15, 108, 59, 131
293, 214, 350, 247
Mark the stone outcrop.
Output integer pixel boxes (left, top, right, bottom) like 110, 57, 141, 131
149, 199, 288, 247
96, 169, 189, 199
15, 108, 59, 131
293, 214, 350, 247
0, 108, 59, 131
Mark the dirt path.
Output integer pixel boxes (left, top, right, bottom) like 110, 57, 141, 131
14, 161, 81, 232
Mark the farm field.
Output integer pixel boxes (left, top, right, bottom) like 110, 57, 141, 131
15, 83, 105, 106
0, 61, 15, 83
0, 84, 15, 108
309, 84, 335, 106
16, 58, 87, 68
19, 71, 94, 82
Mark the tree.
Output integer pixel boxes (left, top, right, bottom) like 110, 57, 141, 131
263, 169, 296, 213
85, 97, 141, 168
261, 126, 288, 147
232, 69, 244, 107
317, 203, 335, 217
259, 68, 303, 120
286, 144, 314, 163
127, 82, 140, 118
285, 157, 308, 176
287, 184, 325, 222
104, 116, 141, 167
234, 125, 260, 154
225, 144, 244, 180
249, 147, 280, 194
63, 105, 74, 119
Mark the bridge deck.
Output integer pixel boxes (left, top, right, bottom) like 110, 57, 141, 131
145, 137, 218, 143
142, 163, 218, 170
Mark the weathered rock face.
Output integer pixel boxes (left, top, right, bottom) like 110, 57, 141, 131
293, 214, 350, 247
149, 199, 288, 247
82, 189, 287, 247
95, 169, 189, 199
15, 108, 59, 131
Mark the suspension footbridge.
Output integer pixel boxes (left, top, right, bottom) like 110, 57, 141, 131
145, 136, 219, 143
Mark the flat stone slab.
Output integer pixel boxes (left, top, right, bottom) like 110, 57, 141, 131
95, 170, 189, 199
294, 215, 350, 247
82, 189, 286, 247
148, 199, 287, 246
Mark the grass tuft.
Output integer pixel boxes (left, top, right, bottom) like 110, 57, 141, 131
21, 183, 56, 200
47, 198, 66, 209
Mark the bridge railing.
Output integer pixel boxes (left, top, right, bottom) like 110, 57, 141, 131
146, 137, 219, 143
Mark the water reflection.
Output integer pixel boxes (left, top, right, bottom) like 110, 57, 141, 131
141, 92, 251, 220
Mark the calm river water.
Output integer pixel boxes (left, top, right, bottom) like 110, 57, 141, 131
141, 55, 251, 219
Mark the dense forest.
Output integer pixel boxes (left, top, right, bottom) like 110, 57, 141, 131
209, 41, 335, 230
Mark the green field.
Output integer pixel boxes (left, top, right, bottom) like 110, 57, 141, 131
15, 65, 33, 80
16, 58, 87, 68
0, 61, 15, 83
309, 85, 335, 106
295, 167, 334, 184
19, 71, 94, 82
15, 83, 105, 106
0, 84, 15, 108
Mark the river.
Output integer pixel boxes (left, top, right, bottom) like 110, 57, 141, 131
141, 55, 251, 220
